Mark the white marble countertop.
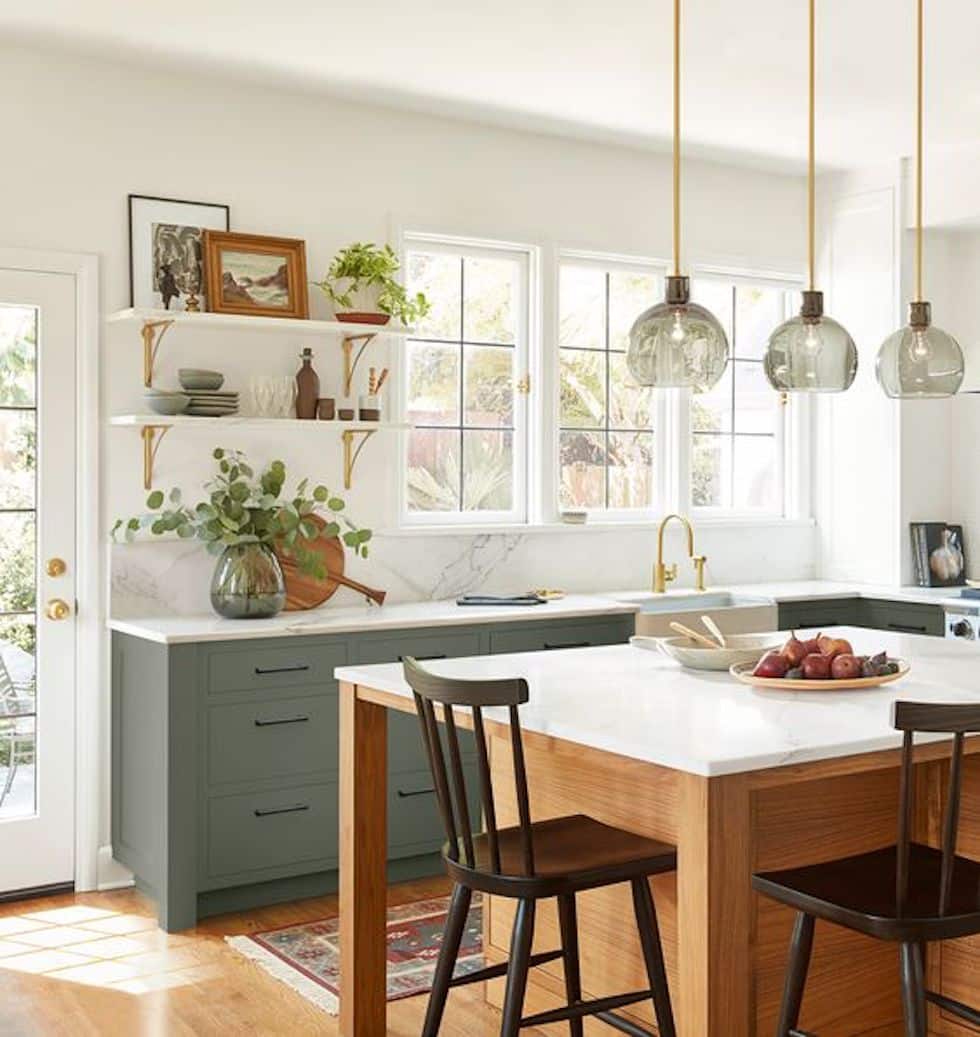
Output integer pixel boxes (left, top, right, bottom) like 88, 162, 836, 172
106, 594, 639, 644
335, 627, 980, 777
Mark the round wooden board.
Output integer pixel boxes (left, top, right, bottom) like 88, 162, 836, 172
274, 516, 345, 612
729, 659, 910, 692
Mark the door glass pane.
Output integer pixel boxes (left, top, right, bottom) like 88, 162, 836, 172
0, 305, 37, 821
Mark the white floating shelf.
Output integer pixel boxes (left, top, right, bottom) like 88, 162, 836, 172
110, 414, 410, 431
107, 307, 415, 338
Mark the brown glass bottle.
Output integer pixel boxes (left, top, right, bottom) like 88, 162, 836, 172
295, 348, 320, 419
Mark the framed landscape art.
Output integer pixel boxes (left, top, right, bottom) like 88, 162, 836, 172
202, 231, 309, 319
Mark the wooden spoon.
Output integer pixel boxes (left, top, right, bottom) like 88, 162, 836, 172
701, 614, 727, 648
668, 621, 721, 649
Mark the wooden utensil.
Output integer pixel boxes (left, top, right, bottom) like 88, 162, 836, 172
668, 621, 721, 649
375, 367, 389, 393
274, 515, 387, 610
701, 614, 727, 648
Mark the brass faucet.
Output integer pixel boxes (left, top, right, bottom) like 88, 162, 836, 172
653, 513, 707, 593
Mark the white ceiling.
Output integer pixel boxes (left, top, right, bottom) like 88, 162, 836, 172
4, 0, 980, 172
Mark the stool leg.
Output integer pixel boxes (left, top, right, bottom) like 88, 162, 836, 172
776, 912, 815, 1037
899, 942, 926, 1037
630, 877, 675, 1037
557, 893, 584, 1037
422, 883, 472, 1037
500, 898, 536, 1037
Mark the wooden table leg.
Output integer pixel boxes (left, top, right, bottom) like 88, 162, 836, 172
339, 682, 388, 1037
676, 772, 752, 1037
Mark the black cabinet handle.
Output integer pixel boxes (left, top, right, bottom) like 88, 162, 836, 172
543, 641, 591, 651
254, 803, 310, 817
397, 787, 436, 798
254, 663, 311, 675
254, 715, 310, 727
887, 622, 928, 634
397, 654, 447, 662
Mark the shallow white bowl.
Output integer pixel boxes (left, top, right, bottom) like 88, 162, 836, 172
631, 633, 783, 671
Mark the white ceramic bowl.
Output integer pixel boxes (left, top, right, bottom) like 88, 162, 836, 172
631, 633, 783, 672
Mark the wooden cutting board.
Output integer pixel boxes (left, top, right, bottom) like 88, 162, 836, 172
274, 515, 346, 611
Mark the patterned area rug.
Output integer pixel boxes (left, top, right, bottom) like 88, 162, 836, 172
226, 894, 483, 1015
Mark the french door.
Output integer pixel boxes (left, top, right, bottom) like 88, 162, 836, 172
0, 269, 77, 893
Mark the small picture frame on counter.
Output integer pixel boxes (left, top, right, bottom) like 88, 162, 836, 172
910, 522, 967, 587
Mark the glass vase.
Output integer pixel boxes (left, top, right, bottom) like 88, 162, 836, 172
209, 543, 286, 619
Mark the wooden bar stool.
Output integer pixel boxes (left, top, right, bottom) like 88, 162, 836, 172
403, 656, 677, 1037
753, 701, 980, 1037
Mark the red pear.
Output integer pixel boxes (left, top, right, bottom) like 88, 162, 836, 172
753, 651, 790, 679
781, 631, 808, 668
830, 654, 862, 680
801, 653, 832, 680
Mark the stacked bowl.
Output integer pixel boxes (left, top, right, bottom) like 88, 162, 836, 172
178, 369, 239, 417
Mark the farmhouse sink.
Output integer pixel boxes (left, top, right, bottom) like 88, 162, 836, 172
612, 591, 778, 638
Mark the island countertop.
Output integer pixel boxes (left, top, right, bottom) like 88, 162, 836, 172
335, 626, 980, 776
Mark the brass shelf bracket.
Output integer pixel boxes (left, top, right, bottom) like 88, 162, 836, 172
342, 428, 377, 489
341, 332, 377, 398
141, 319, 175, 387
140, 424, 172, 490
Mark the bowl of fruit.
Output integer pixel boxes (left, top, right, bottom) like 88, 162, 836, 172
730, 632, 909, 691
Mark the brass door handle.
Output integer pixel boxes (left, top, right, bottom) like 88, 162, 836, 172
46, 598, 71, 621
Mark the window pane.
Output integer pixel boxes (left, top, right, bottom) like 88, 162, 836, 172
0, 714, 35, 820
691, 363, 733, 433
558, 265, 604, 350
733, 361, 777, 435
463, 257, 517, 344
735, 284, 786, 360
0, 513, 35, 612
608, 271, 660, 352
691, 279, 734, 345
407, 429, 460, 512
0, 616, 35, 706
462, 430, 513, 511
0, 306, 36, 407
692, 433, 731, 508
609, 353, 652, 429
464, 345, 513, 427
0, 409, 35, 509
560, 349, 606, 428
406, 252, 461, 340
559, 430, 605, 509
734, 436, 777, 510
406, 342, 460, 426
608, 431, 653, 508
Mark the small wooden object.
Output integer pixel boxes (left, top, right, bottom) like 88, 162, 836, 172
668, 620, 720, 649
701, 614, 726, 647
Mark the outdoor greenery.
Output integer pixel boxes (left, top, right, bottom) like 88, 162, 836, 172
315, 243, 431, 325
112, 449, 372, 575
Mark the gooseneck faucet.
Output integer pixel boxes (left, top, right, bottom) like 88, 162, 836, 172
653, 513, 707, 593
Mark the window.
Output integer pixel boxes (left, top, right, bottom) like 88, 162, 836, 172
687, 276, 796, 514
402, 237, 530, 523
557, 258, 664, 512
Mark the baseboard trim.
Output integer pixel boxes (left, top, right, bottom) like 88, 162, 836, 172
97, 844, 134, 891
0, 881, 74, 905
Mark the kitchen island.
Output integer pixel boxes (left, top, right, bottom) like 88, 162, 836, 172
335, 627, 980, 1037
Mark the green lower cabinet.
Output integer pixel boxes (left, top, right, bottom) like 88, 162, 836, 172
776, 598, 861, 631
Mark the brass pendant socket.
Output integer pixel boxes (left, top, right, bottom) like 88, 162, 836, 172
665, 275, 690, 306
909, 301, 932, 329
800, 290, 824, 321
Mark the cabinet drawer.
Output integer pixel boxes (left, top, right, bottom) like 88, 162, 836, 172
207, 693, 337, 787
206, 783, 337, 878
777, 599, 860, 631
388, 765, 479, 860
206, 641, 347, 695
858, 599, 943, 637
489, 620, 629, 656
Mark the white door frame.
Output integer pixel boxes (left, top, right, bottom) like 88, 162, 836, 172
0, 247, 100, 891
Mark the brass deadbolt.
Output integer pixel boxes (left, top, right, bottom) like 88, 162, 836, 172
46, 557, 67, 577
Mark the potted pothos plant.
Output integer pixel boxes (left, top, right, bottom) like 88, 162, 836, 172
112, 449, 371, 619
313, 242, 430, 326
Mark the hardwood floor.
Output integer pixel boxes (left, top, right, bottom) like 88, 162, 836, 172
0, 879, 551, 1037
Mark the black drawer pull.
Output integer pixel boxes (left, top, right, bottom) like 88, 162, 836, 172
254, 715, 310, 727
254, 803, 310, 817
887, 622, 928, 634
397, 654, 447, 662
543, 641, 591, 651
397, 787, 436, 798
254, 663, 311, 675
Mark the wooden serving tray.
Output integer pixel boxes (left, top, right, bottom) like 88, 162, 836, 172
729, 659, 910, 691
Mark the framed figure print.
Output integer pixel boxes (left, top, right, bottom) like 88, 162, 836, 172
128, 194, 230, 312
203, 230, 309, 319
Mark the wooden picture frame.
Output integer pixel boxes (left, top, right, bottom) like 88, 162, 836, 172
202, 230, 309, 319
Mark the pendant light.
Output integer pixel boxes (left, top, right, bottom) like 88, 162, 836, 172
626, 0, 729, 392
764, 0, 857, 393
876, 0, 964, 398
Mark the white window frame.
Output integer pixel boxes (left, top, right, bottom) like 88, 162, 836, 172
397, 232, 537, 527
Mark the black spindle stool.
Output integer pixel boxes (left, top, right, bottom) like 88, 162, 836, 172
753, 701, 980, 1037
403, 656, 677, 1037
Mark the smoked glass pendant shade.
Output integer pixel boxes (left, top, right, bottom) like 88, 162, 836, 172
627, 276, 729, 392
765, 291, 858, 392
876, 302, 964, 399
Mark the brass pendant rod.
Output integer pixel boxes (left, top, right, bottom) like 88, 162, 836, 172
808, 0, 816, 291
672, 0, 681, 277
915, 0, 924, 302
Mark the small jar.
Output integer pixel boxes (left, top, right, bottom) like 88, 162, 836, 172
338, 406, 355, 421
359, 394, 381, 422
317, 397, 335, 420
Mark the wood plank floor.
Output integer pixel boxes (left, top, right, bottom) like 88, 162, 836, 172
0, 879, 554, 1037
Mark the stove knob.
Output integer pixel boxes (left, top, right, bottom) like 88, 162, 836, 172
951, 619, 975, 639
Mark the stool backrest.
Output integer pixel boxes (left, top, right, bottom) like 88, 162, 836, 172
403, 656, 534, 876
893, 701, 980, 916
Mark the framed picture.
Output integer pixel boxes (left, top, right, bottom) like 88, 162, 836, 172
910, 522, 967, 587
202, 231, 309, 319
128, 194, 230, 311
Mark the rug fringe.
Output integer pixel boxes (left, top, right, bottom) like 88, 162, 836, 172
226, 936, 339, 1016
